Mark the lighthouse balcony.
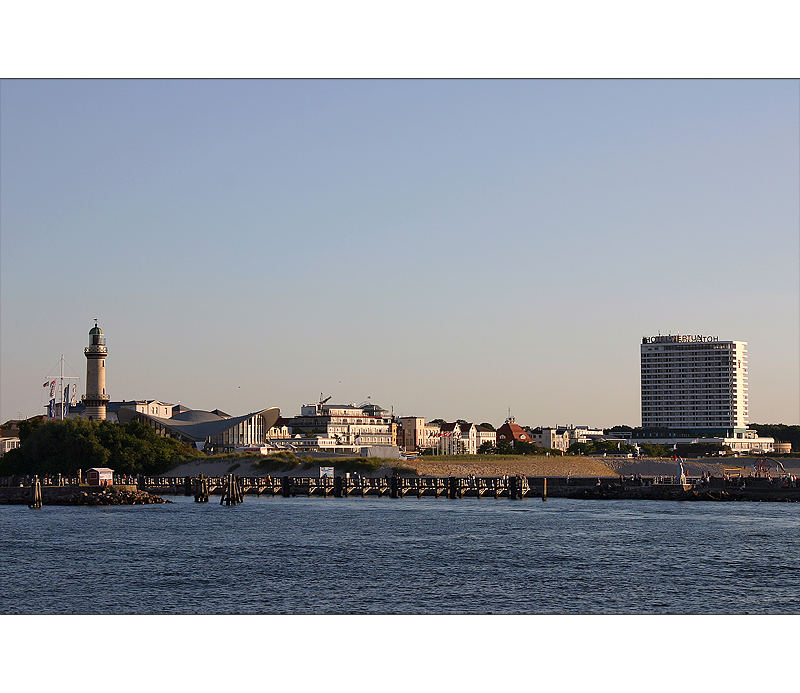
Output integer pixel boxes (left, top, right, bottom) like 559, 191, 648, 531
82, 393, 110, 402
85, 346, 108, 355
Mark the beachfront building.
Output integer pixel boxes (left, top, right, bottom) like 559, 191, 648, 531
438, 422, 478, 455
638, 334, 773, 453
529, 427, 570, 453
267, 417, 292, 440
476, 424, 496, 450
630, 428, 775, 454
399, 417, 444, 451
495, 418, 531, 447
285, 400, 394, 447
641, 334, 749, 429
118, 405, 281, 453
68, 399, 177, 423
438, 422, 462, 455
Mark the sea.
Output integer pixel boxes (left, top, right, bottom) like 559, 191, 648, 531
1, 495, 798, 614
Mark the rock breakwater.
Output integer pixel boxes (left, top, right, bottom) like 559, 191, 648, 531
0, 485, 170, 505
62, 487, 171, 506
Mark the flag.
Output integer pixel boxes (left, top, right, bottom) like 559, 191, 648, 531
49, 380, 56, 398
48, 398, 56, 418
71, 384, 77, 405
43, 381, 49, 388
63, 385, 70, 417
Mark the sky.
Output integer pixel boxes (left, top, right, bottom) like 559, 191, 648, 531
1, 79, 798, 427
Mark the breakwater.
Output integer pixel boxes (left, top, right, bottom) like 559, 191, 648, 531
140, 474, 800, 502
0, 479, 167, 505
3, 474, 798, 505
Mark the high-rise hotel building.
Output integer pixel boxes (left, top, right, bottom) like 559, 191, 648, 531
640, 335, 748, 432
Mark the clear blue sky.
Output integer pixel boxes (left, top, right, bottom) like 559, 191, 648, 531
1, 79, 798, 426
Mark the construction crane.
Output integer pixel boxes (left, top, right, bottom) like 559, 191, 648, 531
318, 393, 332, 407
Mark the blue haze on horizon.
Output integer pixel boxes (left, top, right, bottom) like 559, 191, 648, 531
1, 79, 798, 426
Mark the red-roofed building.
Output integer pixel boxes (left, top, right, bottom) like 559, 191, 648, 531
495, 418, 531, 447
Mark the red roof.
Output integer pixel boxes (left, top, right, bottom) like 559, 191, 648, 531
496, 422, 529, 442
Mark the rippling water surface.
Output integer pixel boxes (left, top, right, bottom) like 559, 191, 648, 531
1, 496, 798, 614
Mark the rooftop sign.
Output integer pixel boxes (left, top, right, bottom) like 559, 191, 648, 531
642, 335, 720, 344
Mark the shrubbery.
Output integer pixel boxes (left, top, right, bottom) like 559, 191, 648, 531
567, 440, 637, 456
0, 418, 203, 476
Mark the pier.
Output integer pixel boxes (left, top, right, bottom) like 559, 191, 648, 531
1, 473, 798, 504
124, 473, 800, 502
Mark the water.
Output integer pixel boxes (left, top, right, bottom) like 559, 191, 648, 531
1, 496, 798, 614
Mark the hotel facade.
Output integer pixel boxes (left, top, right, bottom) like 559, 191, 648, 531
638, 334, 772, 453
641, 334, 748, 430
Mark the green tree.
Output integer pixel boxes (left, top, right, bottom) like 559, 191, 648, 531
0, 418, 201, 477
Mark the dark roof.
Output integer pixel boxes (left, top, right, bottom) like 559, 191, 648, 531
171, 410, 225, 423
475, 424, 495, 432
440, 422, 459, 432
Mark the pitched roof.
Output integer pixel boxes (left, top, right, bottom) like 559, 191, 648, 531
496, 421, 530, 442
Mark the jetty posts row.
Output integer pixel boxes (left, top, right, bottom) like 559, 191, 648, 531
133, 473, 800, 501
2, 473, 799, 505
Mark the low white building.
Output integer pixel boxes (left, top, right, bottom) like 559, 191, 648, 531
476, 425, 496, 450
529, 427, 570, 453
439, 422, 478, 455
0, 437, 20, 456
634, 430, 774, 454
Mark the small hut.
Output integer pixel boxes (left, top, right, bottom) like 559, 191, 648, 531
86, 467, 114, 487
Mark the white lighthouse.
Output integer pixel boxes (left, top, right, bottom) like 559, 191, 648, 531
83, 321, 109, 420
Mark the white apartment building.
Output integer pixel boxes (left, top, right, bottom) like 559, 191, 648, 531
529, 427, 571, 453
641, 335, 748, 430
287, 401, 394, 446
439, 422, 478, 455
476, 425, 496, 450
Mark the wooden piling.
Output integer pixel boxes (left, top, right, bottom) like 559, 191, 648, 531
542, 478, 547, 501
448, 476, 462, 499
221, 474, 243, 506
194, 474, 209, 503
28, 476, 42, 509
